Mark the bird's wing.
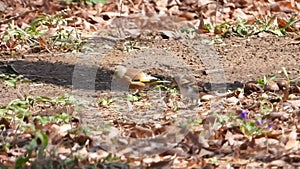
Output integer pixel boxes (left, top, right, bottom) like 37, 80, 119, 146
175, 75, 199, 99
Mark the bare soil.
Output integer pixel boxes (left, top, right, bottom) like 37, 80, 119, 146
1, 34, 299, 107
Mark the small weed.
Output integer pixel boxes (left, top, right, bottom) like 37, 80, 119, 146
281, 67, 289, 81
257, 75, 276, 88
259, 100, 273, 115
68, 125, 92, 136
126, 94, 140, 102
203, 22, 230, 35
2, 9, 83, 53
180, 27, 197, 39
0, 94, 102, 168
123, 40, 149, 52
237, 110, 271, 139
229, 16, 300, 37
209, 157, 218, 165
15, 131, 49, 168
231, 18, 257, 37
0, 73, 29, 88
50, 94, 76, 105
98, 97, 114, 107
215, 112, 236, 127
0, 95, 75, 128
155, 84, 179, 97
0, 98, 32, 123
34, 112, 71, 125
192, 119, 203, 125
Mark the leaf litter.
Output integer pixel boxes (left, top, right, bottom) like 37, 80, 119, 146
0, 0, 300, 168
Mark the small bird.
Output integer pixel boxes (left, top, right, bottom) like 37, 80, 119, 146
112, 66, 169, 92
174, 75, 200, 100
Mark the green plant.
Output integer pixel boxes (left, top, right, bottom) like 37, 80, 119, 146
192, 119, 203, 125
126, 94, 140, 102
2, 21, 41, 47
0, 98, 32, 122
123, 40, 149, 52
34, 95, 76, 106
15, 131, 49, 168
155, 84, 179, 97
265, 15, 300, 36
237, 110, 271, 139
34, 113, 71, 125
0, 73, 29, 88
180, 27, 197, 39
203, 22, 230, 35
229, 16, 300, 37
209, 157, 218, 165
214, 112, 236, 127
0, 95, 75, 130
50, 94, 76, 105
281, 67, 289, 81
49, 31, 83, 52
231, 18, 257, 37
2, 9, 83, 52
98, 97, 114, 107
257, 75, 276, 88
239, 120, 262, 138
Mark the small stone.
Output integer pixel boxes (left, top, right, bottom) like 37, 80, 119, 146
201, 94, 215, 101
261, 93, 269, 99
276, 79, 289, 90
264, 81, 279, 92
244, 81, 263, 94
226, 96, 239, 105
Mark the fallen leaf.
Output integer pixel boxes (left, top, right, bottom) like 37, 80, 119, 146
285, 127, 299, 150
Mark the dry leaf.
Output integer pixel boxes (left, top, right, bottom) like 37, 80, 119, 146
285, 128, 299, 150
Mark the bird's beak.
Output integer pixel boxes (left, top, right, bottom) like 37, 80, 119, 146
138, 75, 158, 82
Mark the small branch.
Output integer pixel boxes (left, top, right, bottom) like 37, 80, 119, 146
0, 9, 37, 25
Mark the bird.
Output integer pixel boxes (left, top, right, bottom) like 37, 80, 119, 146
174, 75, 200, 101
111, 65, 170, 92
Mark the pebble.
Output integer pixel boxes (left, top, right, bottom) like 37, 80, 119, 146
264, 80, 279, 92
201, 94, 215, 101
244, 81, 263, 94
226, 96, 239, 105
276, 79, 289, 90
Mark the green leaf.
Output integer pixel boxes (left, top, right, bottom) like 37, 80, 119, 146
34, 116, 50, 124
26, 139, 38, 151
37, 132, 49, 150
126, 94, 140, 102
272, 29, 285, 36
15, 156, 30, 168
4, 79, 16, 88
282, 67, 289, 80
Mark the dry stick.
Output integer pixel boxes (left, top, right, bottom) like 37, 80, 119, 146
116, 0, 124, 37
214, 0, 219, 26
16, 86, 25, 100
0, 9, 37, 25
119, 0, 123, 16
291, 0, 295, 7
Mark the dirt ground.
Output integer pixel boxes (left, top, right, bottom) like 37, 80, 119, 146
0, 34, 299, 108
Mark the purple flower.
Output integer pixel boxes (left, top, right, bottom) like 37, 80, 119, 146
256, 119, 264, 126
239, 109, 248, 121
267, 120, 272, 129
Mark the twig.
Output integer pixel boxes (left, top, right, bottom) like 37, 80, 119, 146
0, 9, 37, 25
119, 0, 123, 17
214, 0, 219, 26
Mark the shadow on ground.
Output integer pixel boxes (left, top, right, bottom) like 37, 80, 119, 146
0, 60, 243, 92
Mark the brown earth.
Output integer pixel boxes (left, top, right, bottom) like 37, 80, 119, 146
0, 33, 299, 108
